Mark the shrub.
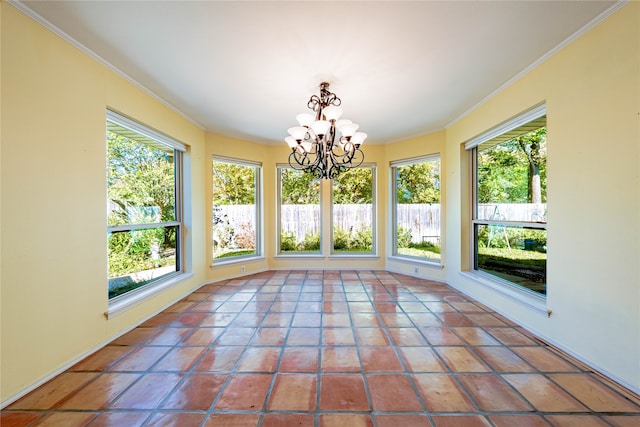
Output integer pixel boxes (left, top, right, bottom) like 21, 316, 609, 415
300, 232, 320, 251
213, 221, 235, 249
397, 226, 412, 248
235, 222, 255, 249
280, 231, 298, 251
333, 227, 350, 250
351, 226, 373, 251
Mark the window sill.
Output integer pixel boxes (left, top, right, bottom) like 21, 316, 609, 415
210, 255, 265, 268
328, 254, 380, 260
274, 254, 326, 260
458, 271, 548, 316
106, 272, 193, 319
387, 255, 443, 269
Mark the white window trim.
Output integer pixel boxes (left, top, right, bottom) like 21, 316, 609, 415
106, 110, 187, 310
466, 103, 547, 299
106, 272, 194, 318
390, 154, 442, 263
464, 103, 546, 150
211, 155, 263, 264
459, 271, 548, 315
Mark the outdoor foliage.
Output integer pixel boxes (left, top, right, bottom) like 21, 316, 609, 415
475, 126, 547, 293
107, 131, 176, 282
280, 231, 298, 251
396, 226, 413, 248
396, 161, 440, 204
396, 226, 440, 259
476, 225, 546, 251
212, 160, 257, 259
281, 169, 320, 204
333, 226, 373, 252
212, 161, 256, 205
108, 132, 175, 226
478, 128, 547, 204
477, 247, 547, 290
333, 168, 373, 204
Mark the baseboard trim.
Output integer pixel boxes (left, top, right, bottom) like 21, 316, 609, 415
1, 279, 210, 409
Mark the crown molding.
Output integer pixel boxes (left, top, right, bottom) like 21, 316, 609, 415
447, 1, 629, 129
7, 0, 205, 131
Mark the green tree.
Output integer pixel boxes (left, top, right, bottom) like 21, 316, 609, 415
281, 169, 320, 204
212, 161, 256, 205
397, 161, 440, 204
477, 127, 546, 204
517, 127, 546, 204
333, 167, 373, 204
107, 132, 175, 227
107, 131, 177, 280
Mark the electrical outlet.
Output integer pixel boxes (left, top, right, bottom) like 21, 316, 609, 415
241, 265, 246, 273
414, 267, 419, 274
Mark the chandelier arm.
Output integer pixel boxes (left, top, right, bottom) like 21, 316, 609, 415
285, 82, 364, 180
289, 151, 308, 170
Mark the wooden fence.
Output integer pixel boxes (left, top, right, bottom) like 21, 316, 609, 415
213, 203, 547, 243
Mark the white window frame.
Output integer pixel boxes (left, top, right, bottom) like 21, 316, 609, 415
330, 164, 378, 257
106, 110, 189, 317
389, 154, 442, 265
276, 165, 323, 258
465, 103, 548, 306
211, 155, 263, 265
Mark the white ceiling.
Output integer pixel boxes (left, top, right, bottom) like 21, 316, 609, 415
18, 0, 618, 145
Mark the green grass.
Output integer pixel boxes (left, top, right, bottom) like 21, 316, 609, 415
477, 247, 546, 291
333, 248, 373, 253
397, 247, 441, 259
214, 249, 256, 259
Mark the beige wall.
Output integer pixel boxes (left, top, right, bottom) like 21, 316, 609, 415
2, 0, 639, 405
445, 3, 639, 391
1, 4, 207, 403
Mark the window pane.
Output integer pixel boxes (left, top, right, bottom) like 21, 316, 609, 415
212, 160, 258, 260
475, 224, 547, 295
108, 226, 178, 299
393, 158, 441, 260
106, 113, 182, 301
279, 169, 321, 253
332, 167, 374, 253
472, 114, 547, 294
477, 126, 547, 222
107, 130, 176, 226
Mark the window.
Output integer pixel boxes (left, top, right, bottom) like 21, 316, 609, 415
391, 155, 441, 261
467, 104, 547, 295
278, 167, 321, 254
106, 111, 184, 300
332, 165, 375, 254
212, 157, 262, 261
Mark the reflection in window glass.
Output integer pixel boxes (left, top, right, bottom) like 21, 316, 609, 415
391, 157, 441, 260
212, 158, 260, 261
472, 110, 547, 295
279, 168, 321, 253
332, 167, 374, 254
106, 115, 182, 300
107, 226, 178, 299
475, 224, 546, 293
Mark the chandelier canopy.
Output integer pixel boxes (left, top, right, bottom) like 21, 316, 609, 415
285, 82, 366, 180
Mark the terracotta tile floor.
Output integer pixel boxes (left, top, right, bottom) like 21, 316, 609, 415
3, 270, 640, 426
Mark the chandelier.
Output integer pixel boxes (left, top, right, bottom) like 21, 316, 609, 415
285, 82, 366, 179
